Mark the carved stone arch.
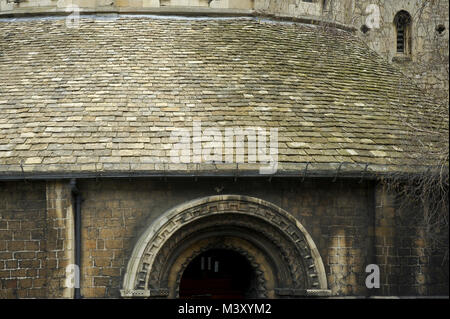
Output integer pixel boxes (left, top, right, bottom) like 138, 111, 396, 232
121, 195, 330, 298
153, 221, 292, 298
172, 239, 270, 298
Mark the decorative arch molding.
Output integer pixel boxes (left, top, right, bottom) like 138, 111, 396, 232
172, 238, 270, 298
120, 195, 330, 298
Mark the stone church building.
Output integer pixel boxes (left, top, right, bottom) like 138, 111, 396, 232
0, 0, 448, 298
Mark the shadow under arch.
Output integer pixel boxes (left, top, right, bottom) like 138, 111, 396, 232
120, 195, 330, 298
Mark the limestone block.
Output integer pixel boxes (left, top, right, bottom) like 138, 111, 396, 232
0, 0, 14, 11
161, 0, 209, 7
116, 0, 144, 7
143, 0, 160, 7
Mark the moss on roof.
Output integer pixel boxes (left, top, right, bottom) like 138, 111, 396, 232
0, 16, 447, 176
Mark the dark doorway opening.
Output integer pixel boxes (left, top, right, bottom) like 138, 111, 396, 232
179, 249, 254, 299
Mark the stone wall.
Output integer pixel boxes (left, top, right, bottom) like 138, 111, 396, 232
77, 178, 375, 297
0, 182, 47, 298
0, 178, 448, 298
353, 0, 449, 101
374, 184, 449, 296
0, 0, 255, 11
0, 181, 74, 298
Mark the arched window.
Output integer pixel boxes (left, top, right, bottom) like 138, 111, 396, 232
394, 11, 412, 55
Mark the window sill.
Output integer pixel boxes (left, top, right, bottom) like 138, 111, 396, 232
392, 55, 412, 63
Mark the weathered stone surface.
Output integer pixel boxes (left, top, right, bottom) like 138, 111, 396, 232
0, 181, 74, 298
0, 17, 446, 175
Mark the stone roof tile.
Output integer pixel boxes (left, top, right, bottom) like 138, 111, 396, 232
0, 17, 447, 175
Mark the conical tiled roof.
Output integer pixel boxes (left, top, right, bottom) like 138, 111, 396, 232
0, 16, 447, 177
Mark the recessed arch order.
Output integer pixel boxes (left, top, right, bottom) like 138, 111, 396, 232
120, 195, 330, 298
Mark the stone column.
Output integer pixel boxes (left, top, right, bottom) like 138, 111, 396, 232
374, 182, 398, 296
44, 180, 75, 298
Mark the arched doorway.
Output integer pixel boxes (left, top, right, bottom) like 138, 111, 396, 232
121, 195, 330, 298
179, 249, 254, 299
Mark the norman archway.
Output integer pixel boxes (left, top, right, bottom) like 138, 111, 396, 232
121, 195, 330, 298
